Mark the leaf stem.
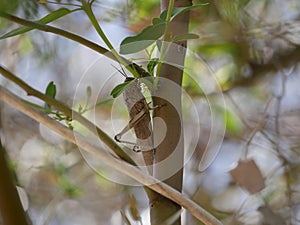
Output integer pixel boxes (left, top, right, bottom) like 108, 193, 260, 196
155, 0, 174, 78
82, 1, 114, 51
82, 1, 140, 77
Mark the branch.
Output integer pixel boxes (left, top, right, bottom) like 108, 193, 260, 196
0, 12, 115, 59
225, 45, 300, 90
250, 46, 300, 78
0, 12, 151, 78
0, 139, 32, 225
0, 65, 135, 165
0, 86, 222, 225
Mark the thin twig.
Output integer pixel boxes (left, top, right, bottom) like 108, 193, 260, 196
0, 12, 115, 58
272, 62, 293, 217
0, 12, 151, 78
0, 86, 223, 225
227, 93, 274, 158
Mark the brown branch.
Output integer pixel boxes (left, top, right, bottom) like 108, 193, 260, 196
0, 86, 222, 225
0, 141, 31, 225
0, 65, 135, 165
231, 45, 300, 89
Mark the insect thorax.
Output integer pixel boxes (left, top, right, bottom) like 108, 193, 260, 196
123, 78, 148, 117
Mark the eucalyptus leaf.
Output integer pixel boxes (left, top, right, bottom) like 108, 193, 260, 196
147, 58, 159, 75
45, 81, 56, 98
110, 80, 134, 98
152, 17, 164, 25
0, 8, 74, 39
120, 22, 166, 54
44, 81, 56, 111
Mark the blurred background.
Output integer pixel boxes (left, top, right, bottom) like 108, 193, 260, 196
1, 0, 300, 224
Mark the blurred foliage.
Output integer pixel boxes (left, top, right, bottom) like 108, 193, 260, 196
0, 0, 20, 14
1, 0, 300, 225
21, 0, 39, 19
55, 163, 82, 198
214, 104, 243, 136
0, 0, 39, 18
214, 0, 251, 26
0, 8, 73, 39
125, 0, 160, 25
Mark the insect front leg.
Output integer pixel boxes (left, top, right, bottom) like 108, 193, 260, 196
114, 107, 148, 152
147, 102, 167, 110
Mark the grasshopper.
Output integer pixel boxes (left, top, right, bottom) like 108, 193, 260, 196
114, 76, 152, 152
114, 67, 159, 173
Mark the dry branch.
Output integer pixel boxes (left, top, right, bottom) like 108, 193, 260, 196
0, 86, 222, 225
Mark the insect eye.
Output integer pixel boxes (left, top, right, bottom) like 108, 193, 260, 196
133, 145, 141, 152
125, 77, 135, 82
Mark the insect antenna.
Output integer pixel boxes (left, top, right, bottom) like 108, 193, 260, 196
112, 64, 135, 82
120, 66, 128, 78
112, 64, 128, 77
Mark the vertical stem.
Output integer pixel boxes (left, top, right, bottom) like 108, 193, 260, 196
156, 0, 175, 78
151, 0, 192, 224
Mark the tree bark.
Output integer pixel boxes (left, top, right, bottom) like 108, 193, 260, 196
150, 0, 191, 224
0, 139, 31, 225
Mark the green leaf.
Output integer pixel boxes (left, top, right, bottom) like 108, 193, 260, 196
147, 58, 159, 75
172, 33, 199, 42
110, 80, 134, 98
152, 17, 164, 25
0, 8, 73, 39
160, 3, 208, 21
44, 81, 56, 111
120, 22, 166, 54
45, 81, 56, 98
